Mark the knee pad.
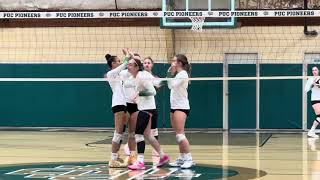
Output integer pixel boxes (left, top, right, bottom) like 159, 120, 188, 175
128, 132, 135, 139
135, 134, 144, 143
112, 131, 123, 144
138, 111, 150, 122
135, 111, 150, 135
151, 111, 158, 129
145, 135, 157, 143
316, 116, 320, 123
151, 128, 159, 137
176, 134, 186, 143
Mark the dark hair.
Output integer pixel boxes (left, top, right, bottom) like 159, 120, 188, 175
134, 53, 140, 58
144, 56, 154, 64
105, 54, 117, 68
132, 58, 144, 71
175, 54, 191, 77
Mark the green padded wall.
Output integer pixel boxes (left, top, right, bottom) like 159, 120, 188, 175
0, 64, 109, 127
0, 63, 223, 128
228, 64, 256, 129
186, 64, 223, 128
260, 64, 302, 129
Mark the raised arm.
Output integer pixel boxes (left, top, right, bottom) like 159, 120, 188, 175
106, 56, 129, 78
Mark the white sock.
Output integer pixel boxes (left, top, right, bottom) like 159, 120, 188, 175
111, 153, 118, 161
181, 153, 187, 160
137, 154, 144, 163
179, 153, 184, 160
182, 153, 192, 160
311, 124, 317, 132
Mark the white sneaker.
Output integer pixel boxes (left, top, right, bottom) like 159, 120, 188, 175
181, 159, 195, 169
169, 157, 184, 167
308, 131, 319, 138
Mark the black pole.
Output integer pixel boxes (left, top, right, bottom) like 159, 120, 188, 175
304, 0, 317, 36
304, 0, 308, 33
114, 0, 118, 10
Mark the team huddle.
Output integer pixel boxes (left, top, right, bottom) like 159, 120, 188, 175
105, 49, 194, 170
105, 50, 320, 170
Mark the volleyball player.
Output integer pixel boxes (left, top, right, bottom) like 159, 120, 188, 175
143, 57, 161, 145
120, 52, 141, 165
127, 58, 169, 170
305, 66, 320, 138
105, 51, 130, 168
167, 54, 195, 168
143, 56, 164, 164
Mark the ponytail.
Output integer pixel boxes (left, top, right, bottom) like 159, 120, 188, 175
184, 63, 192, 77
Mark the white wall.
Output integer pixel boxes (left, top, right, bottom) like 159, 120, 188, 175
0, 0, 161, 10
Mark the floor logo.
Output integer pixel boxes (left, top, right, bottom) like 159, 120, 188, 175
1, 162, 266, 179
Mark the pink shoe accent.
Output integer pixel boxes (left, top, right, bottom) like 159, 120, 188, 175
157, 155, 170, 167
128, 162, 146, 170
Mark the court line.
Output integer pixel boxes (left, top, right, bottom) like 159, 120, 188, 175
127, 168, 155, 180
148, 168, 160, 174
166, 168, 178, 176
5, 169, 26, 175
109, 170, 132, 179
259, 134, 272, 147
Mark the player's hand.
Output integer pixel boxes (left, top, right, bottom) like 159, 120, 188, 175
128, 48, 134, 58
122, 48, 128, 56
131, 92, 139, 103
169, 62, 177, 75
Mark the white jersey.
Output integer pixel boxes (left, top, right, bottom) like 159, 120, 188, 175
106, 64, 127, 107
135, 71, 157, 110
168, 70, 190, 109
305, 76, 320, 101
120, 70, 136, 104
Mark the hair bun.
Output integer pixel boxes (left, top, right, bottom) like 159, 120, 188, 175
105, 54, 112, 61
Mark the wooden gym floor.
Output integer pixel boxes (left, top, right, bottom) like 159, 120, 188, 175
0, 129, 318, 179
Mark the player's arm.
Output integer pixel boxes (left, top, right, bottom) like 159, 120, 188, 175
105, 50, 130, 77
157, 66, 177, 87
168, 71, 187, 89
134, 73, 156, 97
305, 78, 314, 93
139, 74, 156, 96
